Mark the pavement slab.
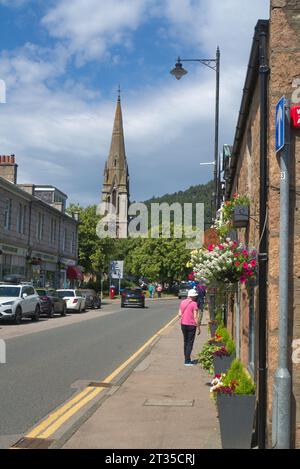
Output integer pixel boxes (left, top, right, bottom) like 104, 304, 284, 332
63, 314, 221, 449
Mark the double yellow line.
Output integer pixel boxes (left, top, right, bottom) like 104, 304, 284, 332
19, 315, 177, 443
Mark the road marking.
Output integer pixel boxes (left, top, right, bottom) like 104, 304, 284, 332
26, 386, 96, 438
17, 315, 178, 444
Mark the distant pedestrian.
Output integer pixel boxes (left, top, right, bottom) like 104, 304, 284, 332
157, 284, 162, 298
148, 283, 155, 298
178, 289, 201, 366
196, 283, 206, 324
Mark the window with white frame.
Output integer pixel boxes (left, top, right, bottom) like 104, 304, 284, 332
71, 231, 76, 254
4, 199, 12, 230
50, 218, 57, 245
62, 228, 67, 252
17, 203, 26, 234
36, 212, 45, 240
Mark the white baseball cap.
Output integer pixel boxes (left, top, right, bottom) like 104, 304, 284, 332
188, 289, 198, 298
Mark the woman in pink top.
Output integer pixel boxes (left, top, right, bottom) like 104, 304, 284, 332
178, 289, 201, 366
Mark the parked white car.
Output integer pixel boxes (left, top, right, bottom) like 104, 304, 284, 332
0, 284, 41, 324
56, 289, 86, 312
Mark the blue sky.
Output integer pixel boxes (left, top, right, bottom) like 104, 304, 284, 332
0, 0, 270, 206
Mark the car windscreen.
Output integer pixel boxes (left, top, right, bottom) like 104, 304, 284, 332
36, 289, 47, 296
57, 290, 75, 298
0, 286, 21, 298
179, 284, 192, 289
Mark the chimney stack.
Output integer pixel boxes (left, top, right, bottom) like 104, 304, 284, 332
0, 155, 18, 184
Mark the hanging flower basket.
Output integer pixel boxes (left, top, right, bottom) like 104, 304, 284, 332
232, 205, 249, 228
191, 239, 258, 287
214, 193, 250, 238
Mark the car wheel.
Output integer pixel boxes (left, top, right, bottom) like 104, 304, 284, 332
48, 305, 55, 318
121, 302, 124, 308
14, 307, 22, 325
78, 304, 82, 313
31, 305, 40, 322
61, 304, 67, 317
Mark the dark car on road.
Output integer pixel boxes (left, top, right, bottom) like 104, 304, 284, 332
36, 289, 67, 317
121, 288, 145, 308
78, 289, 101, 309
177, 283, 193, 299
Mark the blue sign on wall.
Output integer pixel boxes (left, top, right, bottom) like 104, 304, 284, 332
275, 96, 285, 153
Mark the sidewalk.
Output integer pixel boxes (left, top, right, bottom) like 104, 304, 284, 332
63, 313, 221, 449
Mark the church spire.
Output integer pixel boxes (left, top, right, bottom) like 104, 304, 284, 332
101, 91, 130, 239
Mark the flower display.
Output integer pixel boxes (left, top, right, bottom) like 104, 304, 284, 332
213, 345, 231, 357
214, 193, 250, 238
191, 239, 257, 286
210, 374, 237, 395
210, 359, 256, 396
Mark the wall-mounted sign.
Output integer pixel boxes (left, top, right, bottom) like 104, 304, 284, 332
275, 96, 285, 153
290, 105, 300, 128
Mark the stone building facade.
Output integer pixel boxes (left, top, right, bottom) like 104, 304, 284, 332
224, 1, 300, 448
0, 155, 79, 288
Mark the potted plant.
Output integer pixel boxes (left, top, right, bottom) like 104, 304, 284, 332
210, 359, 256, 449
212, 326, 235, 374
198, 341, 215, 375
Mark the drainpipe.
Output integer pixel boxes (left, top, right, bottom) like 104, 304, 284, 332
272, 99, 291, 449
257, 29, 269, 449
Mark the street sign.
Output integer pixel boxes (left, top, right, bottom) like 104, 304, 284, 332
110, 260, 124, 279
290, 105, 300, 128
276, 96, 285, 153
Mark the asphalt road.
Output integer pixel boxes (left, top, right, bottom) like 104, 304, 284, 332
0, 299, 179, 448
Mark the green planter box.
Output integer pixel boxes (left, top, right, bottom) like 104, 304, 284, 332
217, 394, 256, 448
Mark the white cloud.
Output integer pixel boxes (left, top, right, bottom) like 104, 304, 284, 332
0, 0, 271, 205
41, 0, 152, 63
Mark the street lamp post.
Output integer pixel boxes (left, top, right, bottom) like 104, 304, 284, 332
170, 47, 220, 218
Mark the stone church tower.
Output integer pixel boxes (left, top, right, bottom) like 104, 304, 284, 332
101, 92, 129, 238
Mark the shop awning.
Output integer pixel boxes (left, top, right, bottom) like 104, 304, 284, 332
66, 266, 84, 280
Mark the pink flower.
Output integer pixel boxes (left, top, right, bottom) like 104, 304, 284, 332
235, 261, 240, 267
218, 244, 224, 250
234, 253, 239, 258
240, 276, 247, 283
242, 250, 248, 256
243, 262, 249, 269
208, 244, 214, 252
250, 260, 256, 267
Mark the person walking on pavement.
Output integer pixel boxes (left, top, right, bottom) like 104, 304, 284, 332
178, 289, 201, 366
157, 284, 162, 298
148, 283, 155, 299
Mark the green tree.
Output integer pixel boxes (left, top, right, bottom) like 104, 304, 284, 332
67, 204, 115, 278
125, 234, 191, 286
